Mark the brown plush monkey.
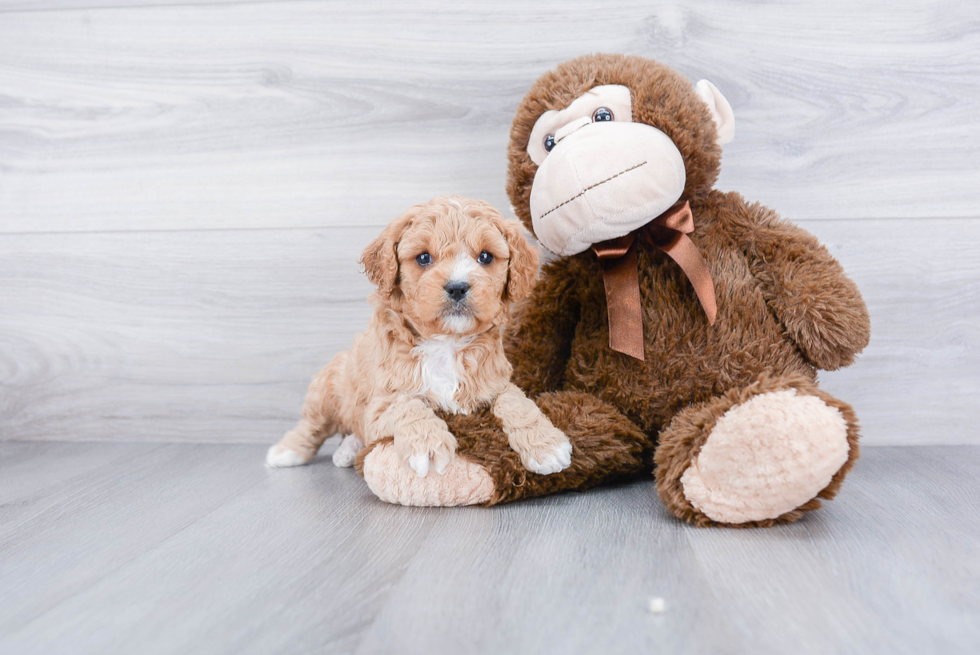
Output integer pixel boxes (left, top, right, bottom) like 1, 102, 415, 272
358, 54, 871, 526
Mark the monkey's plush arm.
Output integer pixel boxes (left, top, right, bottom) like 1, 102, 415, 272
723, 193, 870, 370
505, 257, 582, 397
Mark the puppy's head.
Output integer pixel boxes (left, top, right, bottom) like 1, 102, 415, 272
360, 196, 539, 338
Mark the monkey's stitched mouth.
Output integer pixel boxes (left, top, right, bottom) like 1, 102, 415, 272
538, 160, 648, 220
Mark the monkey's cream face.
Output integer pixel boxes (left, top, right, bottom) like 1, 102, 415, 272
395, 211, 512, 338
526, 82, 733, 256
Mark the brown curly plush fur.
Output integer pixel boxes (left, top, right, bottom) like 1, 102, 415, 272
489, 183, 869, 524
365, 54, 871, 526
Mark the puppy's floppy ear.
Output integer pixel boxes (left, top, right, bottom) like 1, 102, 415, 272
360, 210, 415, 297
494, 216, 540, 302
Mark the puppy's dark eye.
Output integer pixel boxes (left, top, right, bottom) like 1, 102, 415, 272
415, 253, 432, 266
477, 251, 494, 265
592, 107, 613, 122
543, 134, 556, 152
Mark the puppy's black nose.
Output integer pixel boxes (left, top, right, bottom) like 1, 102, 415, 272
445, 281, 470, 302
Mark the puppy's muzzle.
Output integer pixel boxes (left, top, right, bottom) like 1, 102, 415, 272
444, 281, 470, 303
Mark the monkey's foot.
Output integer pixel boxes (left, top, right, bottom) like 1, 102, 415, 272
656, 374, 861, 526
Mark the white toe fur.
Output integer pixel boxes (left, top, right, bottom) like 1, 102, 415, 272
332, 434, 364, 468
266, 444, 310, 468
558, 440, 573, 466
525, 438, 573, 475
527, 456, 560, 475
409, 453, 430, 478
680, 389, 850, 523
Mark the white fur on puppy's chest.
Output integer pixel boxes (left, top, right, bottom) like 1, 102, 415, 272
414, 335, 474, 413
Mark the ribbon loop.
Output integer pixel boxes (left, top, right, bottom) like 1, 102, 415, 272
592, 234, 635, 260
592, 200, 717, 360
656, 200, 696, 234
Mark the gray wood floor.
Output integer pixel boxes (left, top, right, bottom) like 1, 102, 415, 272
1, 441, 977, 655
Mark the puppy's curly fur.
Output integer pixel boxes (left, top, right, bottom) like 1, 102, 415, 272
266, 196, 572, 478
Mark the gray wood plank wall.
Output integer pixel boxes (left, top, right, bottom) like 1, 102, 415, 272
2, 0, 978, 445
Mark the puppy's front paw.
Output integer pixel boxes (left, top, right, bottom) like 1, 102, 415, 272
509, 422, 573, 475
396, 428, 457, 478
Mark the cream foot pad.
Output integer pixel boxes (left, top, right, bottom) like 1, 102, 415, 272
680, 389, 850, 523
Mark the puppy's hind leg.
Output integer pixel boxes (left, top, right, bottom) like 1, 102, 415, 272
332, 435, 364, 468
266, 354, 347, 468
266, 420, 332, 468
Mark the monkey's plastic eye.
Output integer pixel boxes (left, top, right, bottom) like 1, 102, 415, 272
543, 134, 556, 152
593, 107, 614, 122
478, 251, 494, 265
416, 253, 432, 266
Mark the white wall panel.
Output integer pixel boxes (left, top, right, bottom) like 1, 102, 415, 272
1, 0, 977, 445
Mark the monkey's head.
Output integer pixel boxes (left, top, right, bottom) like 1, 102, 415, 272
506, 54, 735, 257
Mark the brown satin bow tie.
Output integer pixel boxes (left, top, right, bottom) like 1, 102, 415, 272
591, 200, 717, 360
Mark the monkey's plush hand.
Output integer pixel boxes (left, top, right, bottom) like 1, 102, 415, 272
729, 199, 871, 371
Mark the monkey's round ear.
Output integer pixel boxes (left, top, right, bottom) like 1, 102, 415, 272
694, 79, 735, 146
360, 212, 414, 298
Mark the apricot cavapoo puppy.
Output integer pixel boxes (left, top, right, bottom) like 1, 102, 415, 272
266, 196, 572, 478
